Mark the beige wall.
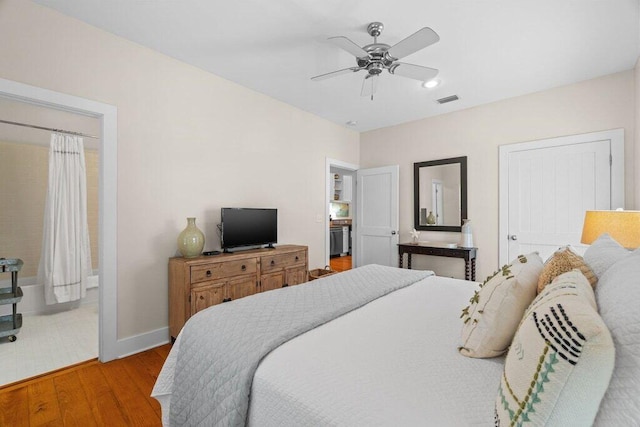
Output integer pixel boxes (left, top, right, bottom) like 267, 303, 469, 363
0, 1, 359, 338
0, 141, 99, 278
361, 70, 636, 280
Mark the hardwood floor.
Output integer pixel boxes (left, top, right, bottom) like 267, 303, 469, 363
330, 255, 352, 272
0, 344, 171, 426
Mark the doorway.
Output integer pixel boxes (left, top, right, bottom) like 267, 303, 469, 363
326, 158, 358, 270
498, 129, 624, 265
0, 99, 101, 384
325, 159, 401, 270
0, 77, 118, 365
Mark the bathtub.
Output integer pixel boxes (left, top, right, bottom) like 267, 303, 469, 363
0, 273, 99, 315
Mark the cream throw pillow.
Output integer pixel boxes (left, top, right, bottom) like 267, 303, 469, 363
537, 246, 597, 293
495, 270, 614, 426
459, 252, 543, 358
584, 233, 632, 279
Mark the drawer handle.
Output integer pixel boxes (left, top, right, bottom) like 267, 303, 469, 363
199, 295, 204, 300
295, 256, 299, 261
270, 260, 275, 266
223, 297, 232, 303
282, 283, 289, 287
241, 265, 246, 271
206, 270, 212, 277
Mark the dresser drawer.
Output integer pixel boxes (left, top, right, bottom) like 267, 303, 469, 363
190, 258, 257, 284
262, 250, 306, 273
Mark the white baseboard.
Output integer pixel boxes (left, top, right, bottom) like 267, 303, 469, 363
114, 327, 171, 359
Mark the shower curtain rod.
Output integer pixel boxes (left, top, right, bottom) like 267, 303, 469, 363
0, 119, 99, 139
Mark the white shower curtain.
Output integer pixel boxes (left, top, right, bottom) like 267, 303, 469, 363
38, 134, 92, 305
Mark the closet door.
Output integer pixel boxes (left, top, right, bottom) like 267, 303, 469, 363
500, 132, 620, 264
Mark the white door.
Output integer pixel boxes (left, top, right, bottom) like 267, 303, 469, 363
356, 165, 399, 267
502, 135, 622, 263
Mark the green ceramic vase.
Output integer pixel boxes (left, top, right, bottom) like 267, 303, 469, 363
426, 211, 436, 225
177, 217, 205, 258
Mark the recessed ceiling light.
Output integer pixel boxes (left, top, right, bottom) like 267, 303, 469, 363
422, 79, 440, 89
346, 120, 357, 126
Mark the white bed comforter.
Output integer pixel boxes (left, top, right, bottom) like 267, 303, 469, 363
247, 275, 504, 426
152, 265, 433, 426
153, 272, 504, 426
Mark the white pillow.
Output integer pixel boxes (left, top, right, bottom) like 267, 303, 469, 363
594, 249, 640, 424
459, 253, 543, 358
583, 233, 632, 278
495, 270, 615, 426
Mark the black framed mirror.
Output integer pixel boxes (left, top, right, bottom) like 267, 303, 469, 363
414, 156, 467, 232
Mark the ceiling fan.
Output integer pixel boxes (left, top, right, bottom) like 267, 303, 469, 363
311, 22, 440, 99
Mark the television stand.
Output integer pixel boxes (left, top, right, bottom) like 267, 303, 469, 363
168, 245, 309, 340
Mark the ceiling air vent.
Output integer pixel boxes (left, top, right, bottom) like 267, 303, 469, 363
436, 95, 459, 104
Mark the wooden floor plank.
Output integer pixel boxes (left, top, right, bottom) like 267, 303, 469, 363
123, 351, 166, 417
0, 359, 100, 393
100, 359, 161, 426
54, 371, 98, 427
330, 255, 352, 272
0, 345, 170, 427
28, 378, 62, 426
77, 364, 129, 426
152, 343, 172, 360
0, 387, 30, 427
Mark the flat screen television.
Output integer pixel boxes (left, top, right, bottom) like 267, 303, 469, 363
221, 208, 278, 250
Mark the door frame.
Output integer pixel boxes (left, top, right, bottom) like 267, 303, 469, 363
326, 158, 359, 268
498, 128, 624, 265
0, 77, 119, 362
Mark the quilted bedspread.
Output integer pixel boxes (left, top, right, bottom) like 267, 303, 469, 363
162, 264, 432, 426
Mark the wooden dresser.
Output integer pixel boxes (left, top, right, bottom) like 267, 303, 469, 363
168, 244, 308, 340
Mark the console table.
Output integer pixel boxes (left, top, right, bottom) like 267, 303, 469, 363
398, 243, 477, 281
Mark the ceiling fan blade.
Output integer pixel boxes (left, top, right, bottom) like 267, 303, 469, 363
390, 63, 439, 82
311, 67, 362, 81
328, 36, 369, 58
361, 74, 378, 98
386, 27, 439, 60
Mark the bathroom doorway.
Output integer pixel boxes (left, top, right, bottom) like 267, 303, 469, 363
0, 77, 118, 385
0, 97, 101, 385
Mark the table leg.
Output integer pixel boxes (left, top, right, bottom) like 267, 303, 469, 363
407, 254, 412, 270
465, 260, 470, 281
471, 258, 476, 281
399, 253, 404, 268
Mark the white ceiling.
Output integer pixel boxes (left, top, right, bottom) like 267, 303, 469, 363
33, 0, 640, 132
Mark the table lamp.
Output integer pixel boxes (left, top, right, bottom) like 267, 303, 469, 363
581, 210, 640, 249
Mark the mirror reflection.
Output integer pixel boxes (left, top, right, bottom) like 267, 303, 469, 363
414, 156, 467, 232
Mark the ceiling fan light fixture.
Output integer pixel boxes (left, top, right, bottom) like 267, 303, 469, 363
346, 120, 358, 126
422, 79, 440, 89
311, 22, 440, 97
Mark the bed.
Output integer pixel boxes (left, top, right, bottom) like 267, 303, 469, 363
152, 236, 640, 426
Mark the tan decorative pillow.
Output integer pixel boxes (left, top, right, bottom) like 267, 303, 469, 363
495, 270, 614, 426
459, 252, 543, 358
537, 246, 596, 294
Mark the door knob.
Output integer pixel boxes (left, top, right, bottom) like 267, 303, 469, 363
509, 235, 518, 241
391, 230, 397, 235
